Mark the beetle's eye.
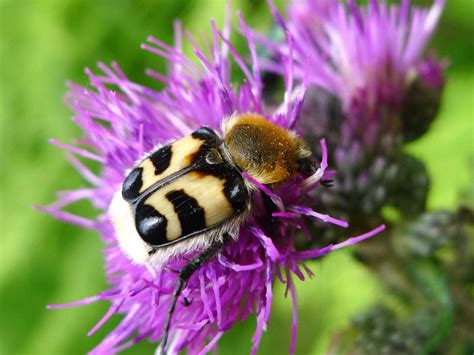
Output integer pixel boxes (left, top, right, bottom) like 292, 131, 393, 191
205, 149, 223, 165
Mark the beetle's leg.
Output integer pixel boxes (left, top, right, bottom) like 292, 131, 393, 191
160, 233, 231, 355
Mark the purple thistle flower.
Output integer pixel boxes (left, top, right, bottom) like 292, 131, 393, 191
261, 0, 446, 221
266, 0, 446, 141
38, 14, 384, 355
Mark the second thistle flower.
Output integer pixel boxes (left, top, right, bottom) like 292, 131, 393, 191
264, 0, 446, 225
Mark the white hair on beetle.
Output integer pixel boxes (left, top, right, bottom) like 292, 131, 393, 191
109, 191, 152, 264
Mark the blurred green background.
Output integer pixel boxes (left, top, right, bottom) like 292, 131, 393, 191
0, 0, 472, 354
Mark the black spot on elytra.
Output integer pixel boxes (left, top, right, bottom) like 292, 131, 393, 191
135, 203, 168, 246
224, 178, 248, 212
166, 189, 206, 236
122, 167, 143, 202
191, 127, 221, 145
149, 145, 172, 175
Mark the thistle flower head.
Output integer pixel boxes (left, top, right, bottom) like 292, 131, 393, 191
272, 0, 446, 134
39, 14, 383, 354
262, 0, 446, 221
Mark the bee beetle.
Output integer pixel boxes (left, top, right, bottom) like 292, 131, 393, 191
109, 113, 317, 353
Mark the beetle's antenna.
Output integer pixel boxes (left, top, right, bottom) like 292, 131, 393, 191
160, 233, 231, 355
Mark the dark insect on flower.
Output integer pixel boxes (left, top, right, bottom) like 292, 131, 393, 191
38, 13, 384, 355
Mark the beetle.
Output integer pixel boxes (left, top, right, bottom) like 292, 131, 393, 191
109, 113, 317, 353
